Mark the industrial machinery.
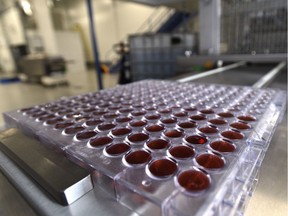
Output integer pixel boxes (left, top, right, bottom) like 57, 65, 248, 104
129, 33, 195, 81
0, 0, 286, 216
19, 54, 68, 86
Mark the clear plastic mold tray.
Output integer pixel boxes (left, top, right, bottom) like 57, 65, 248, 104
3, 80, 286, 216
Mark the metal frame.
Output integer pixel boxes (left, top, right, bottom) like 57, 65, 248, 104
222, 0, 287, 15
86, 0, 103, 90
252, 61, 287, 88
0, 150, 133, 216
177, 53, 287, 67
177, 61, 246, 83
177, 59, 286, 90
199, 0, 221, 54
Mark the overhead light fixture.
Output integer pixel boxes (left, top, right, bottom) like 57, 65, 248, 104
20, 0, 33, 16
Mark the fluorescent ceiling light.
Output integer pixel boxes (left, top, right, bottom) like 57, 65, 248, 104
20, 0, 32, 16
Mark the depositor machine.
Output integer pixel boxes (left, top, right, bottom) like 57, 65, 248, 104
0, 59, 286, 216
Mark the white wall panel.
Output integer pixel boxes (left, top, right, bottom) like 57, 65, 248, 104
1, 7, 25, 46
65, 0, 159, 62
56, 31, 86, 72
0, 23, 16, 72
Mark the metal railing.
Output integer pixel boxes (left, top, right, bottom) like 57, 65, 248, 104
221, 0, 287, 54
105, 7, 175, 63
136, 7, 175, 33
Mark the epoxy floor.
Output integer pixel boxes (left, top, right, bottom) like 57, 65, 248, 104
0, 70, 119, 125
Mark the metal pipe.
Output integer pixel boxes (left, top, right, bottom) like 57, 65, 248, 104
177, 61, 246, 83
252, 61, 286, 88
86, 0, 103, 90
